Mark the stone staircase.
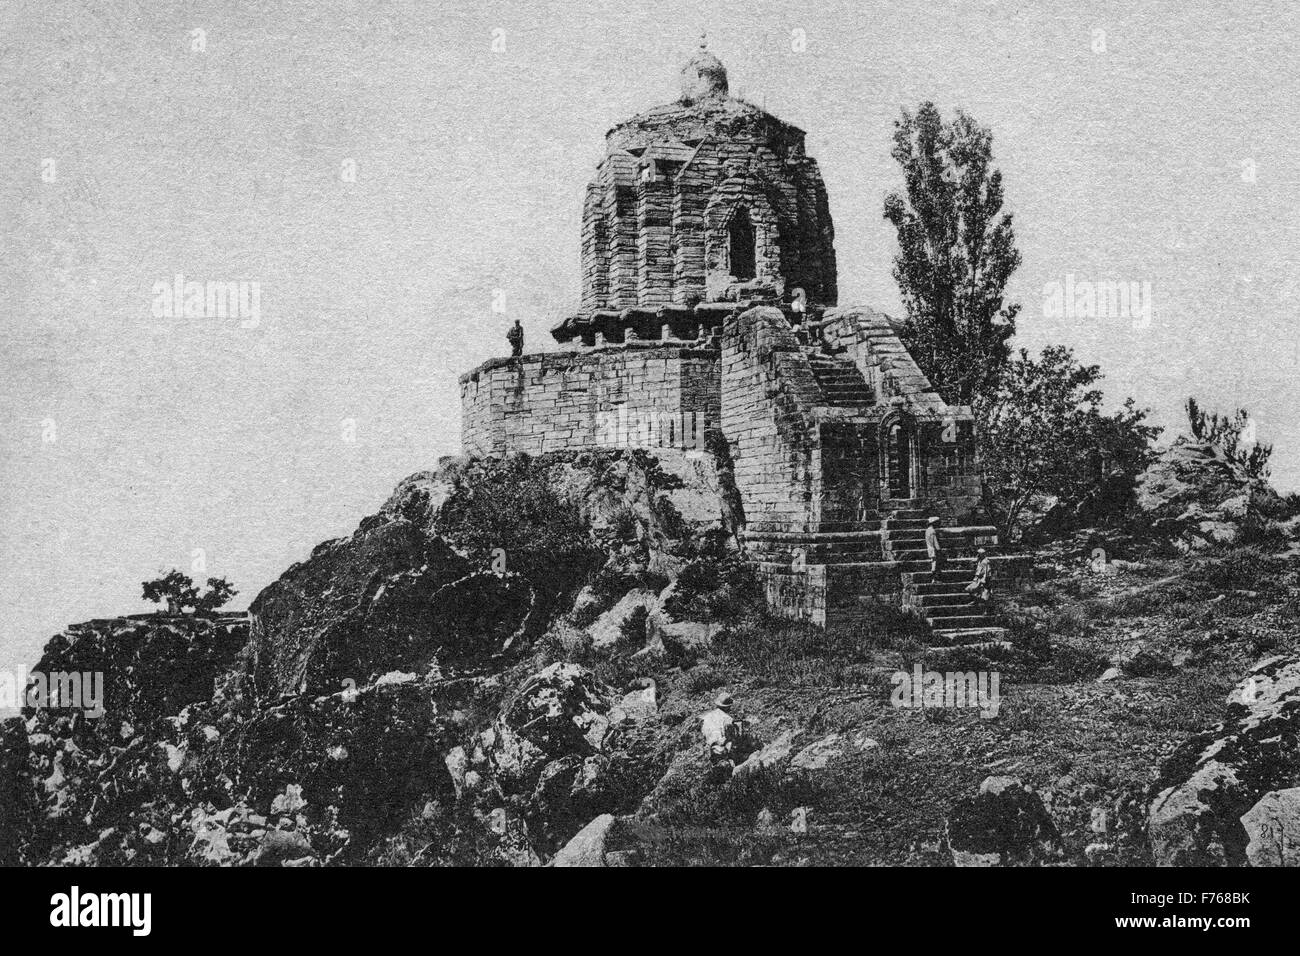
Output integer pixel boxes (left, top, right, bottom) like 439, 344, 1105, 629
805, 351, 875, 409
745, 504, 1011, 650
880, 510, 1006, 645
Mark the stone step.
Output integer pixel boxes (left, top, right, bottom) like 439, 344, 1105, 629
912, 581, 977, 595
806, 354, 873, 410
922, 638, 1012, 657
817, 383, 869, 394
817, 375, 868, 385
886, 547, 930, 561
821, 391, 874, 402
741, 530, 884, 543
747, 550, 882, 565
924, 603, 984, 618
898, 563, 976, 579
932, 628, 1008, 643
913, 591, 976, 606
882, 529, 927, 542
926, 613, 996, 630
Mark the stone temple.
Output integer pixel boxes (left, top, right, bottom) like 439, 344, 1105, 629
460, 46, 1023, 635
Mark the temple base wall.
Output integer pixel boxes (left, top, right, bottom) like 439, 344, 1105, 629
459, 343, 721, 458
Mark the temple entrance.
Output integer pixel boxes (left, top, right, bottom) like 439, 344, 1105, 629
886, 420, 912, 500
728, 207, 756, 280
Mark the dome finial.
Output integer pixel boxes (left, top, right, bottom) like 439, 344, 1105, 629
679, 39, 728, 102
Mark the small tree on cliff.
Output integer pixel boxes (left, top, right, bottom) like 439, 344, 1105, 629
142, 571, 237, 615
979, 346, 1160, 541
884, 102, 1021, 408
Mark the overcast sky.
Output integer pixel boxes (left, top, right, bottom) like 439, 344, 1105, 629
3, 0, 1298, 672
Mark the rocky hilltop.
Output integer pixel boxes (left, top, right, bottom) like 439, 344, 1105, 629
3, 444, 1300, 867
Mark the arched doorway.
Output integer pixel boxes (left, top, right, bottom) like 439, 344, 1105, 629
885, 417, 914, 501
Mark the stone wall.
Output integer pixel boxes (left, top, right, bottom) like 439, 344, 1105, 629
720, 307, 826, 534
459, 343, 721, 458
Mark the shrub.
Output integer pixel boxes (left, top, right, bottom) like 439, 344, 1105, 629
709, 618, 872, 687
683, 666, 727, 695
1190, 545, 1287, 592
663, 558, 761, 624
619, 606, 650, 646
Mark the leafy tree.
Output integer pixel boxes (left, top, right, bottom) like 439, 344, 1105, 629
978, 346, 1161, 541
193, 577, 238, 614
1185, 397, 1272, 479
884, 102, 1021, 407
142, 571, 237, 615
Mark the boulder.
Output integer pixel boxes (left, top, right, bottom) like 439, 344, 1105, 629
550, 813, 616, 867
488, 663, 615, 794
615, 679, 658, 721
656, 620, 716, 656
732, 729, 796, 779
788, 731, 876, 772
945, 776, 1061, 866
588, 589, 659, 648
251, 828, 316, 867
1241, 788, 1300, 867
484, 807, 541, 867
527, 753, 612, 849
1148, 655, 1300, 866
248, 516, 535, 694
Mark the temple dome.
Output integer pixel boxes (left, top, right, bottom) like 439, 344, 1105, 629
678, 44, 729, 101
554, 41, 839, 343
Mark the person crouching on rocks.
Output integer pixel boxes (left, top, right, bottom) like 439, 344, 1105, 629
702, 692, 745, 768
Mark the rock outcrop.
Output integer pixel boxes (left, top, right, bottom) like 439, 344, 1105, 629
31, 614, 250, 722
249, 451, 730, 697
1148, 655, 1300, 866
1241, 788, 1300, 867
1136, 439, 1280, 551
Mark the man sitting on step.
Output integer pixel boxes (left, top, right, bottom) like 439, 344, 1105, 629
966, 547, 993, 608
925, 516, 945, 577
